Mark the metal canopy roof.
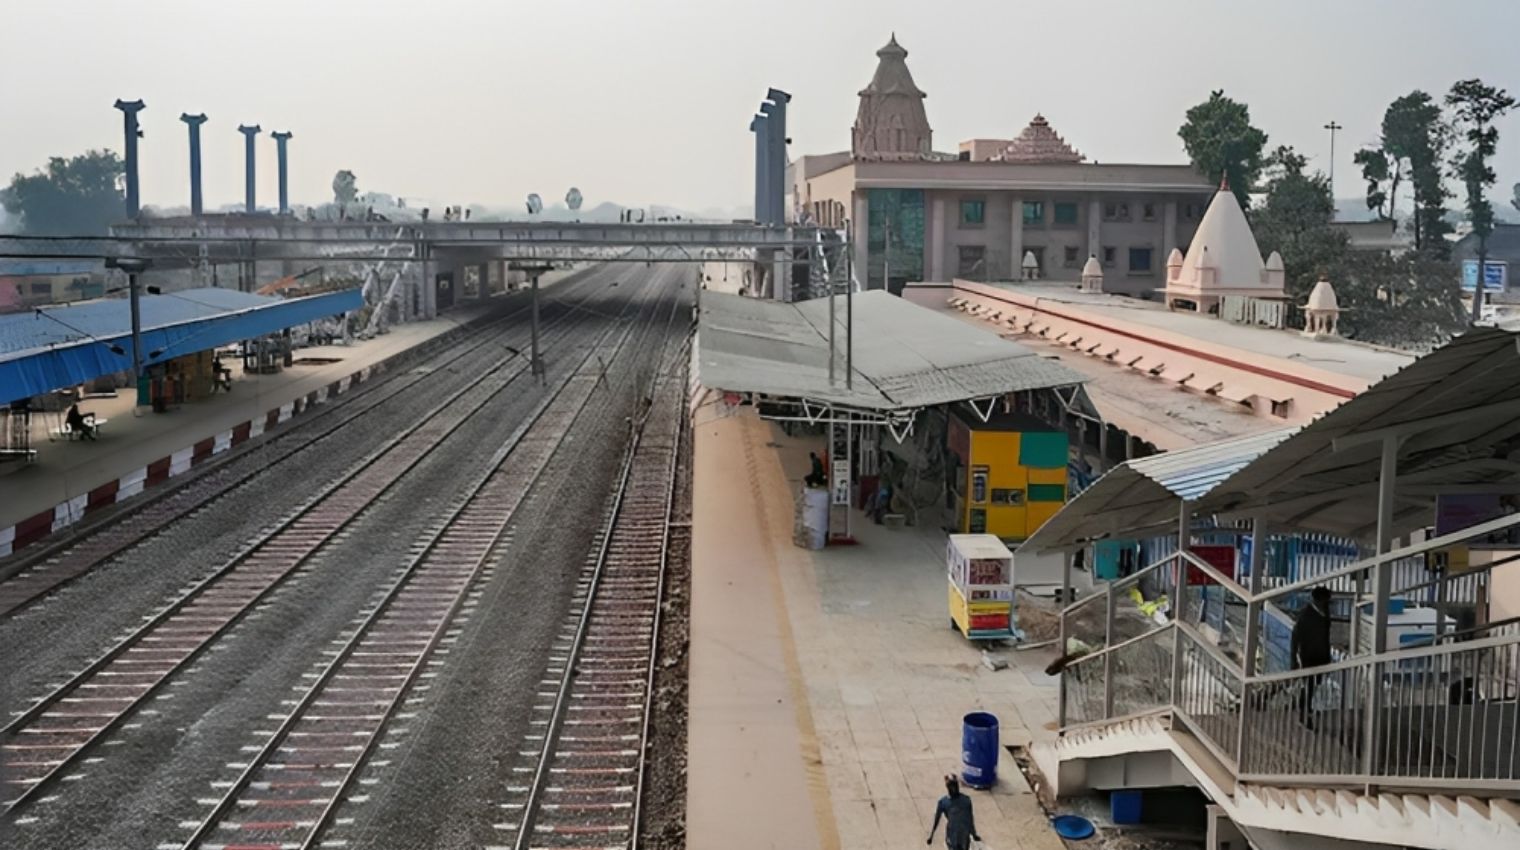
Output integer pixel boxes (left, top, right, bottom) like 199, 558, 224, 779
1196, 326, 1520, 540
697, 290, 1086, 416
1025, 326, 1520, 551
1023, 427, 1294, 552
0, 287, 362, 404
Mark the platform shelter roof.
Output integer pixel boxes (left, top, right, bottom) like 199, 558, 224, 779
0, 287, 362, 405
1022, 426, 1294, 552
697, 290, 1085, 420
1024, 326, 1520, 551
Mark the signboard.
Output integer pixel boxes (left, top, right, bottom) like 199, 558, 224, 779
1187, 545, 1238, 586
831, 459, 851, 506
1461, 259, 1507, 292
1435, 494, 1504, 536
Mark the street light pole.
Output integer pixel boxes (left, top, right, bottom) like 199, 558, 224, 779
1323, 120, 1343, 191
106, 257, 151, 396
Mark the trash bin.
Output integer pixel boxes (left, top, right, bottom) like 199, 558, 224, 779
960, 711, 999, 789
1110, 789, 1142, 825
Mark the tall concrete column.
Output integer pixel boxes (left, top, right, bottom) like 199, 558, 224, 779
1087, 198, 1103, 263
115, 99, 146, 219
930, 195, 946, 282
852, 195, 869, 289
271, 131, 293, 215
478, 262, 491, 301
1009, 194, 1024, 280
238, 124, 261, 213
180, 113, 207, 217
766, 89, 791, 225
1163, 199, 1179, 258
751, 113, 769, 224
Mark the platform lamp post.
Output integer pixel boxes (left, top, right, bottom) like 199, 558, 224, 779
105, 257, 152, 399
513, 262, 554, 384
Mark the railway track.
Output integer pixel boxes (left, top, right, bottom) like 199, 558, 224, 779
174, 273, 684, 850
0, 266, 616, 619
0, 272, 649, 815
501, 352, 688, 850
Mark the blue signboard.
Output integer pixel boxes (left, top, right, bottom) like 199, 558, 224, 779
1461, 260, 1507, 292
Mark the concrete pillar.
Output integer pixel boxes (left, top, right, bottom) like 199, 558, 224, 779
1087, 198, 1102, 263
180, 113, 207, 217
930, 195, 946, 282
1163, 199, 1179, 258
271, 131, 293, 216
853, 195, 869, 289
1009, 194, 1024, 281
115, 99, 146, 219
478, 262, 491, 301
767, 89, 791, 226
238, 124, 261, 213
751, 113, 769, 224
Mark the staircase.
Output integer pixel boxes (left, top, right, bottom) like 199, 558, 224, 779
1032, 713, 1520, 850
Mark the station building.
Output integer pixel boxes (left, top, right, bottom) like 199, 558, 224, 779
791, 35, 1216, 296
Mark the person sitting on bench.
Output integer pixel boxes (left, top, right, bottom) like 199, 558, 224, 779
65, 403, 98, 441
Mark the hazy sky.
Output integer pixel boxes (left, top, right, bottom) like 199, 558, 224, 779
2, 0, 1517, 215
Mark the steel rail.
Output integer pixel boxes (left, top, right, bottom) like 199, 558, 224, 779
0, 272, 641, 815
510, 345, 686, 850
179, 267, 676, 850
0, 265, 615, 616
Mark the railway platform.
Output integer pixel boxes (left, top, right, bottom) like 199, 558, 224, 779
0, 304, 496, 558
690, 405, 1066, 850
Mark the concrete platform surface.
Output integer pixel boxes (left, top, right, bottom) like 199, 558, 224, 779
689, 405, 1066, 850
0, 303, 496, 551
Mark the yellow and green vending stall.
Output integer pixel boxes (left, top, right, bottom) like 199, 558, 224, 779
947, 406, 1069, 542
948, 534, 1015, 640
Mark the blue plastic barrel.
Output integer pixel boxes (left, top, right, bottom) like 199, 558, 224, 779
960, 711, 999, 789
1110, 789, 1142, 824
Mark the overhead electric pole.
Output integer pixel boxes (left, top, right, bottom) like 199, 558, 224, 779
1323, 120, 1343, 192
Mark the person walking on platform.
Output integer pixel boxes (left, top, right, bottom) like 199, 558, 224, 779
927, 775, 980, 850
1291, 586, 1334, 728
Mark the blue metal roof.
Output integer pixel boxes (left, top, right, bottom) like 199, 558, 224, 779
0, 287, 363, 404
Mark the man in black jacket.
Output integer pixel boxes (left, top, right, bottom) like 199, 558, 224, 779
1291, 586, 1334, 728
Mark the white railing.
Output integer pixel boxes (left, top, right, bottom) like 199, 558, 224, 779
1057, 515, 1520, 791
1220, 295, 1287, 329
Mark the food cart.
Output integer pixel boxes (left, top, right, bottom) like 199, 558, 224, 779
947, 534, 1015, 641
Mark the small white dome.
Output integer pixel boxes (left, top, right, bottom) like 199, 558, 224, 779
1266, 251, 1284, 271
1022, 250, 1039, 268
1166, 248, 1184, 268
1081, 256, 1103, 277
1306, 278, 1340, 311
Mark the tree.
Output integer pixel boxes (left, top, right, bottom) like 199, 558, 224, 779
1352, 91, 1451, 256
332, 170, 358, 205
1337, 251, 1466, 348
1447, 78, 1516, 322
0, 150, 124, 235
1253, 146, 1349, 306
1179, 90, 1269, 207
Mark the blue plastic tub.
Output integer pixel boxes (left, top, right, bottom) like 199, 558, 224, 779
960, 711, 999, 789
1110, 789, 1142, 824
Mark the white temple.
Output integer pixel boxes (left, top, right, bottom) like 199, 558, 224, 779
851, 34, 934, 161
1162, 180, 1285, 313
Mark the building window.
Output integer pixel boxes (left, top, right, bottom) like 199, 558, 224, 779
1053, 202, 1079, 226
1142, 203, 1157, 221
1022, 201, 1045, 225
1102, 246, 1116, 267
957, 245, 987, 280
1103, 202, 1131, 222
960, 198, 986, 227
1183, 203, 1199, 220
1063, 246, 1079, 267
1129, 247, 1154, 273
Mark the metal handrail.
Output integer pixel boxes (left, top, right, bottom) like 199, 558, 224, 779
1255, 512, 1520, 605
1248, 631, 1520, 684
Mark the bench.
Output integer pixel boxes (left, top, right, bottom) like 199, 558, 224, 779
49, 415, 107, 442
